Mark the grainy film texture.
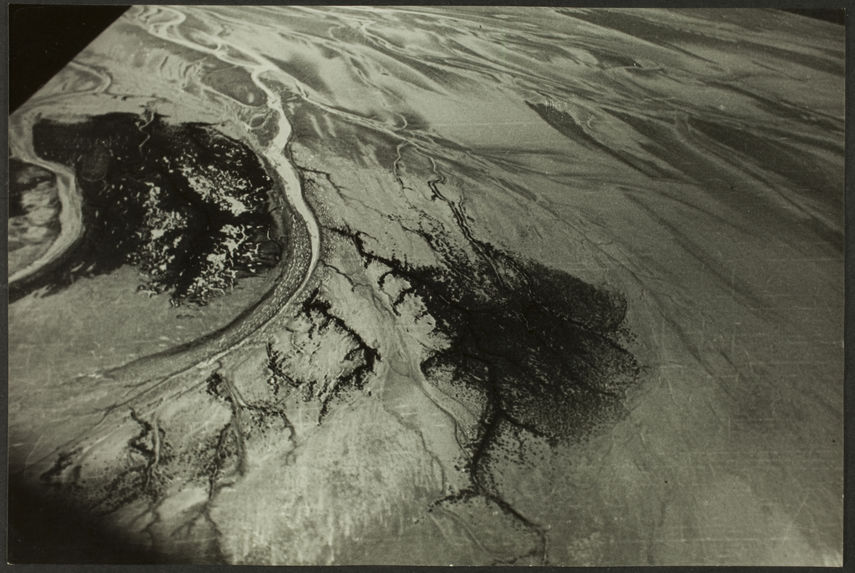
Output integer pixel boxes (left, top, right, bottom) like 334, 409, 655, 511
7, 7, 844, 566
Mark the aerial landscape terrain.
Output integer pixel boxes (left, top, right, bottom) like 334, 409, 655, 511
7, 7, 844, 566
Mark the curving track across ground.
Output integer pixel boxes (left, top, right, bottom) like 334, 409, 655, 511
9, 5, 324, 472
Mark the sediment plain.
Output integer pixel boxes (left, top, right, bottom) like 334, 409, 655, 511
7, 7, 844, 565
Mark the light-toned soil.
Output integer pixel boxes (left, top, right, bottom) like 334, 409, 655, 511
8, 7, 843, 566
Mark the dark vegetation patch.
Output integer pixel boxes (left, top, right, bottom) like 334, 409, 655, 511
302, 157, 640, 554
323, 216, 640, 563
331, 223, 639, 448
302, 162, 640, 460
11, 112, 283, 305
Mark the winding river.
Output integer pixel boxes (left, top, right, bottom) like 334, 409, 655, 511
9, 5, 325, 470
8, 6, 844, 566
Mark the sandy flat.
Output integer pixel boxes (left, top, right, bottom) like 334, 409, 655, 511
7, 7, 843, 566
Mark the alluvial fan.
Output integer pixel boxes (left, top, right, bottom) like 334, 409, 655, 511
7, 6, 844, 567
